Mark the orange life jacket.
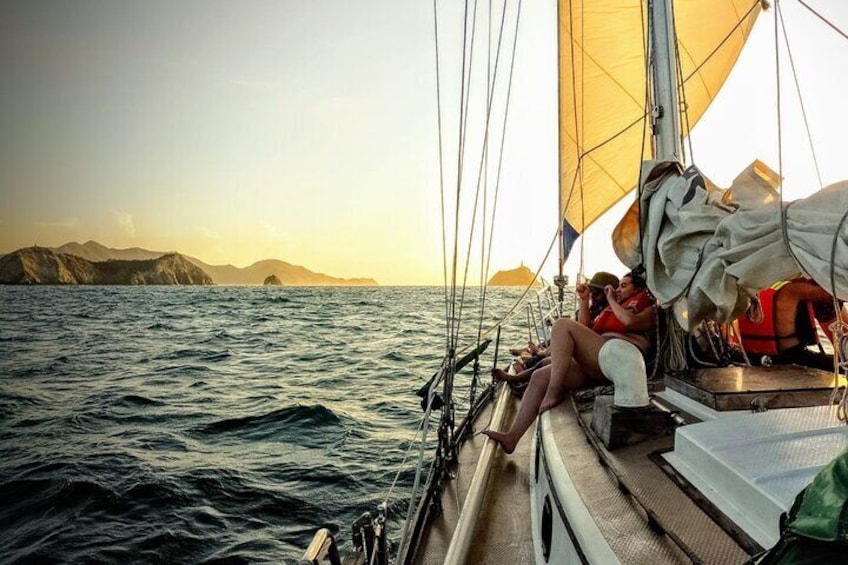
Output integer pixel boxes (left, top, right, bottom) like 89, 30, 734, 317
592, 290, 654, 335
738, 282, 818, 356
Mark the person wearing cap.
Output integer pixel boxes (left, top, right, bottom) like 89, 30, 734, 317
493, 272, 621, 384
485, 268, 656, 454
576, 271, 620, 326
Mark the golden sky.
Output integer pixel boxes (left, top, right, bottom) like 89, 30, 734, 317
1, 1, 846, 285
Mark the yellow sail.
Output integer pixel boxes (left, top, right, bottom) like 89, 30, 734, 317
558, 0, 762, 238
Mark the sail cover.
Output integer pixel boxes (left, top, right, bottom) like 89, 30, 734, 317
558, 0, 762, 258
622, 160, 848, 331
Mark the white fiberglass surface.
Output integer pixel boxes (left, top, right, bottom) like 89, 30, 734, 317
664, 405, 848, 548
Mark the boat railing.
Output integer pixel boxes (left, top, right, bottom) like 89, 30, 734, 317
298, 527, 341, 565
524, 284, 566, 345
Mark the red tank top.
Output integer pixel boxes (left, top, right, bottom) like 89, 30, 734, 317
591, 290, 654, 335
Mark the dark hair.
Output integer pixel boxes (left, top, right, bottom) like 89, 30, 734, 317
624, 267, 647, 290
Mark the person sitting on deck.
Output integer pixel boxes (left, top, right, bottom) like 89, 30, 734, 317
579, 271, 620, 324
484, 269, 656, 454
507, 341, 549, 373
493, 271, 620, 383
738, 278, 846, 372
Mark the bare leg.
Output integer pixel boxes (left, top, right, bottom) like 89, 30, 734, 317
492, 363, 537, 383
540, 319, 607, 412
484, 366, 551, 454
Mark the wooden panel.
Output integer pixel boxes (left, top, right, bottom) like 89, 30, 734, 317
665, 366, 844, 411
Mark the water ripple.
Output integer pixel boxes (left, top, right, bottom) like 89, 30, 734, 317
0, 285, 535, 563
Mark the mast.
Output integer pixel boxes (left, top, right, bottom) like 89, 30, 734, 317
555, 0, 565, 294
650, 0, 683, 161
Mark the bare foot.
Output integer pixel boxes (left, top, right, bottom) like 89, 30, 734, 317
482, 429, 517, 454
539, 392, 563, 413
491, 367, 510, 382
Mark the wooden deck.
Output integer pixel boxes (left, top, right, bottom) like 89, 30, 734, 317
411, 391, 536, 565
409, 365, 839, 564
666, 364, 843, 411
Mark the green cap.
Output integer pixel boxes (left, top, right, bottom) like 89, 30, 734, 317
587, 271, 619, 290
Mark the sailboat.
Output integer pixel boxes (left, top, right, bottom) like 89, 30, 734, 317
300, 1, 848, 563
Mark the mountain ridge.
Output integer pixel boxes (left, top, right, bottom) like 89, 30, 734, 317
0, 247, 213, 285
42, 241, 377, 286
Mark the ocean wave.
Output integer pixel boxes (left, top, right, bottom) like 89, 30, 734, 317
117, 394, 164, 407
195, 405, 343, 437
0, 286, 531, 563
155, 364, 208, 376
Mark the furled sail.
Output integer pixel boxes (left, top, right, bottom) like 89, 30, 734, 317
622, 160, 848, 331
558, 0, 762, 257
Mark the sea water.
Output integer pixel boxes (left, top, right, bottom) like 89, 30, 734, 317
0, 285, 546, 564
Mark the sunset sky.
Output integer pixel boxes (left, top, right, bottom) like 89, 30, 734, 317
1, 1, 846, 285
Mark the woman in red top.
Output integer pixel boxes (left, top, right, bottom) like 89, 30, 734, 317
485, 270, 656, 454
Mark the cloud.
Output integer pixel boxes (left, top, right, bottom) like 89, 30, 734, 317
111, 210, 135, 237
35, 217, 80, 229
199, 227, 222, 240
264, 223, 282, 240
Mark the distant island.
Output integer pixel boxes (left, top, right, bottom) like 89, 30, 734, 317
263, 274, 282, 286
487, 265, 541, 287
0, 247, 212, 285
0, 241, 378, 286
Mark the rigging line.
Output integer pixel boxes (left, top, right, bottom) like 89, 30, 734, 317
566, 0, 586, 280
683, 0, 761, 87
579, 114, 646, 160
557, 159, 584, 247
796, 0, 848, 42
778, 3, 824, 189
451, 0, 482, 355
382, 415, 426, 515
433, 0, 451, 351
555, 0, 564, 274
578, 0, 586, 281
397, 359, 447, 555
637, 0, 649, 255
670, 0, 694, 165
829, 209, 848, 326
477, 0, 496, 350
830, 208, 848, 422
481, 0, 524, 335
449, 0, 472, 356
566, 0, 759, 174
477, 0, 491, 348
459, 219, 557, 356
458, 0, 482, 176
446, 1, 482, 461
453, 0, 514, 350
775, 0, 789, 257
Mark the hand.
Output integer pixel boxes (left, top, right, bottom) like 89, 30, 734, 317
576, 284, 589, 301
604, 284, 617, 302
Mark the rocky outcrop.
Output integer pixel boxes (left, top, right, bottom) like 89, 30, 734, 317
487, 265, 541, 287
263, 274, 282, 286
45, 241, 378, 286
0, 247, 213, 285
195, 258, 377, 286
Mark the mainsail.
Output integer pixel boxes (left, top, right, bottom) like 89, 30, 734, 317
558, 0, 762, 258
